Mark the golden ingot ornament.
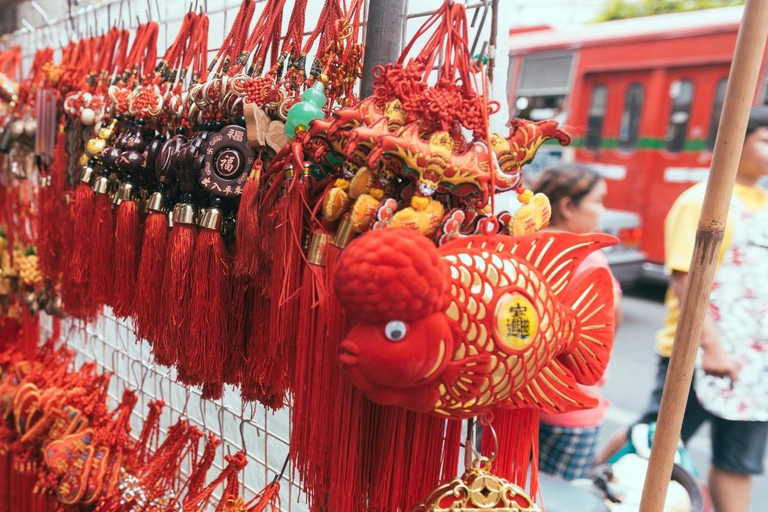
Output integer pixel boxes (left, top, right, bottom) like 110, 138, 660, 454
413, 458, 541, 512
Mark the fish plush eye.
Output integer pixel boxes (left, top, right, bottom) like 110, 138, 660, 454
384, 320, 408, 342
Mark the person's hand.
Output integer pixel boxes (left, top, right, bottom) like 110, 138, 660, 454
701, 344, 740, 383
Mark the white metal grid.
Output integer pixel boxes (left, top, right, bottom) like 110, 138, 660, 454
40, 310, 306, 511
3, 0, 501, 509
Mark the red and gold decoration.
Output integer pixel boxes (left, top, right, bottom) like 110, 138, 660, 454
0, 0, 617, 510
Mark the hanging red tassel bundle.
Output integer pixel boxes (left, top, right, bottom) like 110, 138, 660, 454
290, 230, 331, 498
247, 481, 282, 512
59, 192, 99, 321
89, 174, 115, 308
66, 168, 95, 285
133, 195, 168, 348
157, 203, 197, 369
184, 451, 247, 512
185, 205, 230, 387
482, 408, 540, 498
223, 272, 250, 387
111, 182, 141, 318
0, 447, 9, 512
260, 153, 310, 402
37, 129, 68, 281
232, 160, 262, 277
19, 309, 39, 362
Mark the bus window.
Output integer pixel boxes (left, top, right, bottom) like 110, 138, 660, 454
619, 83, 644, 151
707, 78, 728, 151
586, 85, 607, 150
515, 53, 573, 123
665, 79, 694, 153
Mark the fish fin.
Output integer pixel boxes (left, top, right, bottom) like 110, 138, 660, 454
440, 232, 616, 297
560, 267, 615, 385
507, 359, 598, 414
440, 352, 492, 406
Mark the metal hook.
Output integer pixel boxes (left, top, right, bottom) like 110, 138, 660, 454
239, 419, 249, 456
273, 454, 290, 484
470, 0, 491, 58
30, 1, 50, 25
181, 386, 191, 418
130, 359, 149, 391
199, 397, 207, 431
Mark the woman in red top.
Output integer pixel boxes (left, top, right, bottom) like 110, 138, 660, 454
531, 164, 623, 480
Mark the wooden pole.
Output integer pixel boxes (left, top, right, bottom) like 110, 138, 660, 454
638, 1, 768, 510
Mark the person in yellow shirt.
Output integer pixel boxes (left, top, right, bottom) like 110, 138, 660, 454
598, 106, 768, 512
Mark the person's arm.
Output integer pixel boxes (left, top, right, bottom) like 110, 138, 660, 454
614, 295, 623, 330
669, 270, 739, 382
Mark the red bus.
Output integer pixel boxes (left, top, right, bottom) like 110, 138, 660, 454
506, 6, 767, 281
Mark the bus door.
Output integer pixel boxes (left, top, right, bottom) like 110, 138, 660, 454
642, 65, 729, 264
577, 70, 654, 217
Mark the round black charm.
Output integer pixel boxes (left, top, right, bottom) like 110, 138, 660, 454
199, 125, 254, 198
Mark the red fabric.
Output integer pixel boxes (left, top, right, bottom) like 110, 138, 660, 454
334, 228, 616, 418
334, 228, 449, 323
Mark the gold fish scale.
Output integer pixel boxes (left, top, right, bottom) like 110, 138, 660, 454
444, 250, 574, 408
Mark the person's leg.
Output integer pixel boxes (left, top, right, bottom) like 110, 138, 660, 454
709, 418, 768, 512
597, 356, 706, 464
708, 467, 752, 512
594, 429, 626, 465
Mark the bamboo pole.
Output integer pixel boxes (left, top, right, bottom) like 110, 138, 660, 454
638, 1, 768, 510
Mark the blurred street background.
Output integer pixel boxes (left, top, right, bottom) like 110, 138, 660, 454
602, 283, 768, 512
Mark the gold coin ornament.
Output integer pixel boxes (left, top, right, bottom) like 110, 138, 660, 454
413, 457, 541, 512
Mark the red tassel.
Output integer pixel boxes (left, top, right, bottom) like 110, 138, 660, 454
233, 168, 261, 277
38, 130, 68, 280
60, 199, 99, 321
21, 308, 40, 361
201, 382, 224, 400
158, 220, 196, 368
223, 273, 249, 386
264, 168, 309, 400
186, 219, 230, 385
0, 451, 9, 512
112, 198, 141, 318
134, 211, 168, 351
70, 183, 94, 283
247, 481, 281, 512
290, 234, 330, 494
90, 192, 115, 308
483, 408, 540, 498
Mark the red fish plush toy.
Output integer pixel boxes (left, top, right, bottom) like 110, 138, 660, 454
335, 228, 617, 419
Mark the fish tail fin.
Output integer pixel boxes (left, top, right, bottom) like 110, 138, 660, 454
560, 267, 615, 386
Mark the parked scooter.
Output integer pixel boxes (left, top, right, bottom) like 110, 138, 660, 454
538, 423, 712, 512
